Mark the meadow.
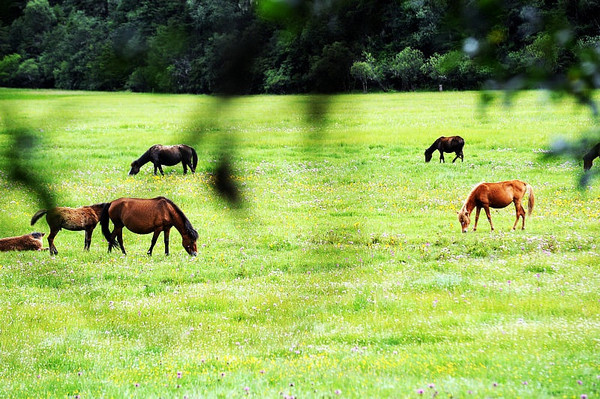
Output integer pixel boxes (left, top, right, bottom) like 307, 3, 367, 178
0, 88, 599, 398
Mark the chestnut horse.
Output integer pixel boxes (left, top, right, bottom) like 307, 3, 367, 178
100, 197, 198, 256
458, 180, 534, 233
583, 142, 600, 171
425, 136, 464, 163
31, 203, 108, 255
129, 144, 198, 175
0, 232, 46, 251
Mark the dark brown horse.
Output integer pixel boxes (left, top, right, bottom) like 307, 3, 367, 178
31, 203, 108, 255
583, 142, 600, 171
425, 136, 465, 163
458, 180, 534, 233
100, 197, 198, 256
129, 144, 198, 175
0, 232, 46, 251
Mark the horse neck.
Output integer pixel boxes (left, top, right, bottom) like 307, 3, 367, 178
425, 140, 439, 154
170, 208, 190, 237
460, 194, 476, 216
135, 150, 153, 166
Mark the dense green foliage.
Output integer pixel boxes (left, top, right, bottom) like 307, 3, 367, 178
0, 88, 599, 397
1, 1, 600, 95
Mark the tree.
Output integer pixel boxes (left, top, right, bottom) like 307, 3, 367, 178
389, 47, 424, 91
350, 61, 375, 93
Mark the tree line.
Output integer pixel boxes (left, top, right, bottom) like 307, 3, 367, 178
1, 0, 600, 95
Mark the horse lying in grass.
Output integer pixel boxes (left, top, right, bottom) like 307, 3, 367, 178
129, 144, 198, 175
31, 203, 108, 255
0, 232, 46, 251
425, 136, 465, 163
100, 197, 198, 256
458, 180, 534, 233
583, 142, 600, 171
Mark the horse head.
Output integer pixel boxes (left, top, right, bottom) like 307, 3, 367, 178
458, 210, 470, 233
129, 161, 141, 175
424, 150, 432, 163
182, 235, 198, 256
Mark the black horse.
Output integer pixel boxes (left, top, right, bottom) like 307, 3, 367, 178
425, 136, 465, 163
129, 144, 198, 175
583, 142, 600, 171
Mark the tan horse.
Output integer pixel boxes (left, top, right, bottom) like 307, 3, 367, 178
458, 180, 534, 233
100, 197, 198, 256
31, 203, 108, 255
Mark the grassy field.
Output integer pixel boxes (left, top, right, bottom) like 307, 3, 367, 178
0, 88, 599, 398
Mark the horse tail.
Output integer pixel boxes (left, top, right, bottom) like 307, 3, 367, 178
526, 183, 534, 216
191, 146, 198, 171
100, 202, 114, 247
31, 210, 47, 226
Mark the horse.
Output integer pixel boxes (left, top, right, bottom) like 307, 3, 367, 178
583, 142, 600, 171
425, 136, 465, 163
31, 203, 108, 255
458, 180, 534, 233
100, 197, 198, 256
129, 144, 198, 176
0, 232, 46, 252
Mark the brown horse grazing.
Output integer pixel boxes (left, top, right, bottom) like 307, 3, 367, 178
129, 144, 198, 175
31, 203, 108, 255
425, 136, 465, 163
0, 232, 46, 251
458, 180, 534, 233
583, 142, 600, 171
100, 197, 198, 256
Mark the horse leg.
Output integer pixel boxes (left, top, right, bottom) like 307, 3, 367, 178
182, 162, 188, 174
473, 207, 481, 231
158, 165, 165, 175
116, 228, 126, 254
484, 205, 494, 231
109, 225, 125, 254
513, 201, 526, 230
84, 227, 93, 251
452, 152, 460, 163
163, 228, 171, 255
47, 228, 59, 255
439, 152, 445, 163
146, 230, 161, 255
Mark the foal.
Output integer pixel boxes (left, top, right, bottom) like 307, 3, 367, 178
0, 232, 46, 251
31, 203, 108, 255
425, 136, 465, 163
458, 180, 534, 233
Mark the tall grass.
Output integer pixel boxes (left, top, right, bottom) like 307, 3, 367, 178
0, 88, 599, 398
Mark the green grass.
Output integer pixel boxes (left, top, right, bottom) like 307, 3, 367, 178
0, 88, 599, 398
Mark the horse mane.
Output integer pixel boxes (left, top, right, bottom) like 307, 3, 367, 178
460, 182, 483, 214
158, 197, 199, 240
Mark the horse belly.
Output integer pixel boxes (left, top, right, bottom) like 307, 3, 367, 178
158, 153, 181, 166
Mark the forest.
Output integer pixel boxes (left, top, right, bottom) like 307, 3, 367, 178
1, 0, 600, 95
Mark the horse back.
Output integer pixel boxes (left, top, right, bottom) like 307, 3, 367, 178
109, 197, 174, 234
50, 206, 99, 230
155, 145, 184, 166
